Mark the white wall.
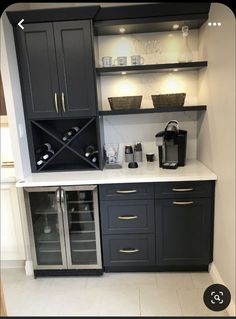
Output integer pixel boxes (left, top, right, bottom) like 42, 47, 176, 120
0, 13, 31, 179
198, 3, 235, 315
0, 126, 14, 163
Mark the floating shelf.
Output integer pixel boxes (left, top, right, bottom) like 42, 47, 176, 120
99, 105, 207, 116
96, 61, 207, 76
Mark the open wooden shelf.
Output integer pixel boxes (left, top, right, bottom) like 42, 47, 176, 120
99, 105, 207, 116
96, 61, 207, 76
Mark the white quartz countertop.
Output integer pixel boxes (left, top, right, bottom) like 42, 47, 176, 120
1, 167, 16, 183
16, 160, 217, 188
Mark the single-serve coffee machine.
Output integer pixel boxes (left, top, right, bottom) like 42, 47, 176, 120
155, 120, 187, 169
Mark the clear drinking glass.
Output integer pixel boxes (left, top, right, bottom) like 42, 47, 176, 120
104, 143, 119, 164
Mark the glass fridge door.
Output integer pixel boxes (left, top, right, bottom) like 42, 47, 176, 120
61, 186, 102, 269
24, 187, 67, 269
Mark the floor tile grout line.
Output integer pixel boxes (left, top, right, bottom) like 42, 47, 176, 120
138, 287, 141, 316
176, 288, 185, 317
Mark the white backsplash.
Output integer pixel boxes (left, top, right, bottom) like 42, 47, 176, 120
103, 112, 197, 163
97, 30, 199, 66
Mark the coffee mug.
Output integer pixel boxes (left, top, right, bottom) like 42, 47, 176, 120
114, 56, 127, 66
101, 56, 112, 67
131, 55, 144, 65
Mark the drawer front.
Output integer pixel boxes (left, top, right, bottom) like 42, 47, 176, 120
102, 234, 155, 267
100, 200, 155, 234
99, 183, 154, 200
155, 181, 214, 199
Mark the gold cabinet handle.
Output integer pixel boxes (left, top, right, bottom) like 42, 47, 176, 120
118, 215, 138, 220
116, 190, 137, 194
119, 248, 139, 254
173, 201, 194, 205
62, 92, 66, 112
54, 93, 58, 113
172, 188, 194, 192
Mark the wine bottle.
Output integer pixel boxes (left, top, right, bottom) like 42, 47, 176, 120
36, 158, 45, 167
42, 149, 55, 161
35, 143, 51, 156
84, 145, 95, 158
87, 150, 98, 163
90, 151, 98, 163
62, 126, 80, 142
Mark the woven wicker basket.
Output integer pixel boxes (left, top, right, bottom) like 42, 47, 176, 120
151, 93, 186, 108
108, 96, 142, 110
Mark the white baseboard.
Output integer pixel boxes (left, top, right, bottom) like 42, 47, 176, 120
0, 260, 25, 269
210, 263, 236, 317
25, 260, 34, 276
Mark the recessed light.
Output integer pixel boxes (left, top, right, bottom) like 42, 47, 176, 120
218, 22, 222, 26
172, 24, 179, 30
213, 22, 217, 26
173, 68, 178, 72
121, 71, 127, 75
208, 22, 212, 26
119, 27, 126, 33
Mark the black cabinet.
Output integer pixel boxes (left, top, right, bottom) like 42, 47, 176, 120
15, 20, 97, 119
155, 198, 212, 266
99, 181, 215, 271
27, 117, 103, 172
14, 20, 103, 172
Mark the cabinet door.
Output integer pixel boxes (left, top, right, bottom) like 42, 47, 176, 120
1, 183, 25, 261
15, 23, 61, 119
24, 187, 67, 269
54, 21, 97, 117
156, 198, 212, 266
61, 186, 102, 269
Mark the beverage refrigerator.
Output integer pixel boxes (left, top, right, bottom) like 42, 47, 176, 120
24, 185, 102, 277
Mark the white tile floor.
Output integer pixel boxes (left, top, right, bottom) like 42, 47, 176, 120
1, 268, 228, 317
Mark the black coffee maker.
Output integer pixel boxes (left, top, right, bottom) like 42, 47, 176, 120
155, 120, 187, 169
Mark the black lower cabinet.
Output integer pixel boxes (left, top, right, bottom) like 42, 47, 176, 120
155, 198, 212, 266
99, 181, 215, 272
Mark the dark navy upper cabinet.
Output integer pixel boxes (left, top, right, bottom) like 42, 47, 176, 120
15, 23, 61, 119
53, 21, 97, 118
15, 20, 97, 119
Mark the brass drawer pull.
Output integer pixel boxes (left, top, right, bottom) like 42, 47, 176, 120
62, 92, 66, 112
173, 201, 194, 205
54, 93, 58, 113
172, 188, 194, 192
116, 190, 137, 194
118, 215, 138, 220
119, 248, 139, 254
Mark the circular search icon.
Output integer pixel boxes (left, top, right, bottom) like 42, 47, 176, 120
203, 284, 231, 311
